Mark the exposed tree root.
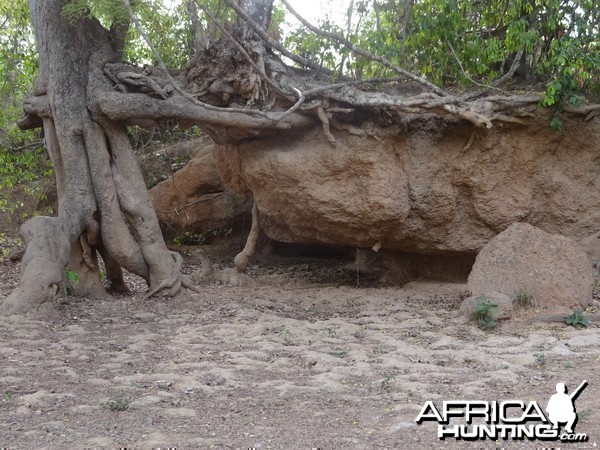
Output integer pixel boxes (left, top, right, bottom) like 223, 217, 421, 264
316, 106, 336, 145
1, 217, 69, 316
234, 201, 260, 273
192, 249, 256, 287
190, 202, 259, 287
145, 251, 199, 298
460, 130, 477, 156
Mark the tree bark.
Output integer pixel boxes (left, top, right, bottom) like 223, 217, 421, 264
2, 0, 193, 315
237, 0, 274, 31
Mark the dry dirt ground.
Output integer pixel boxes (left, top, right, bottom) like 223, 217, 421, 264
0, 245, 599, 449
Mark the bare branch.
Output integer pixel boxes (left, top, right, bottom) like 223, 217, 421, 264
275, 88, 306, 121
463, 48, 524, 100
222, 0, 334, 75
448, 43, 510, 95
279, 0, 447, 96
493, 49, 525, 88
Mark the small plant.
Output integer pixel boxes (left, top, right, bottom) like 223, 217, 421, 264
472, 296, 499, 330
324, 326, 337, 337
308, 305, 320, 315
1, 391, 12, 401
105, 398, 130, 411
534, 353, 547, 367
565, 309, 589, 329
514, 290, 535, 308
328, 351, 349, 358
380, 375, 396, 390
63, 269, 80, 296
277, 327, 291, 338
172, 231, 205, 246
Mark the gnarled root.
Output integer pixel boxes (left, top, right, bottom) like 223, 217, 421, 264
233, 201, 260, 273
1, 217, 69, 316
193, 249, 256, 287
145, 251, 199, 298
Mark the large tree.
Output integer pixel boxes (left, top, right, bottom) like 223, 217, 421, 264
2, 0, 598, 314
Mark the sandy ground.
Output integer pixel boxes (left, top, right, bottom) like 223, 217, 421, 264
1, 248, 599, 449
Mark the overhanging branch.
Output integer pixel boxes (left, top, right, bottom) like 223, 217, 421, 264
95, 90, 315, 132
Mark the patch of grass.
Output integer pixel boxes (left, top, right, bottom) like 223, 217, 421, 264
172, 231, 205, 246
562, 361, 575, 369
324, 326, 337, 337
308, 305, 320, 315
472, 296, 498, 330
513, 290, 535, 308
1, 391, 12, 401
534, 352, 547, 367
565, 309, 589, 329
328, 351, 349, 358
380, 375, 396, 390
63, 269, 80, 296
277, 327, 291, 338
0, 233, 23, 261
104, 398, 130, 412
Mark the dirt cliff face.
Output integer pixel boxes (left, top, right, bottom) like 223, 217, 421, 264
214, 112, 600, 258
150, 144, 251, 238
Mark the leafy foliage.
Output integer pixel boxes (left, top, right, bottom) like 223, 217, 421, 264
0, 0, 53, 220
283, 0, 599, 104
565, 309, 589, 329
472, 296, 499, 330
61, 0, 134, 24
63, 269, 81, 296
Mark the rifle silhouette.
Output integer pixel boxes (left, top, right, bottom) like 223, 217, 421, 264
570, 380, 588, 401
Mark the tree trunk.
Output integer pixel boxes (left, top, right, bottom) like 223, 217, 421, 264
237, 0, 274, 31
2, 0, 192, 315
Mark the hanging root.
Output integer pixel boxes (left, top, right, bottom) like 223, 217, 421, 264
234, 201, 260, 273
460, 130, 477, 156
145, 251, 199, 299
317, 106, 336, 145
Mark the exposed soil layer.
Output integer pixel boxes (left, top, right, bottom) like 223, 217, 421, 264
1, 247, 599, 448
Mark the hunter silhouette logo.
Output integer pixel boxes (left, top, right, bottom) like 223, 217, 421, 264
546, 380, 586, 434
415, 380, 589, 442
